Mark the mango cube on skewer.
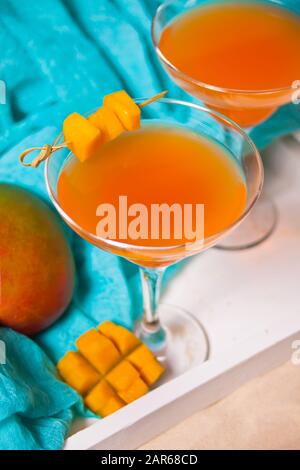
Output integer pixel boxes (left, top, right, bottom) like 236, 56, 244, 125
98, 321, 141, 355
54, 90, 165, 165
104, 90, 141, 131
76, 329, 121, 375
63, 112, 102, 162
57, 351, 100, 396
85, 380, 125, 417
88, 107, 124, 142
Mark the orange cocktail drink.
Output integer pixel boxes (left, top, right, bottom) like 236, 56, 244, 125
58, 124, 247, 255
155, 1, 300, 127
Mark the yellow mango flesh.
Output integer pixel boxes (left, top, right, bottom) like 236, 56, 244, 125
76, 329, 120, 375
63, 112, 102, 162
128, 344, 164, 385
85, 380, 124, 417
128, 343, 155, 367
88, 107, 124, 142
57, 351, 100, 396
57, 321, 164, 418
98, 321, 141, 355
101, 397, 125, 417
104, 90, 141, 131
106, 360, 139, 392
119, 377, 149, 404
140, 359, 165, 386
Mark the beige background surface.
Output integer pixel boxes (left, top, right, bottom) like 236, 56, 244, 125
140, 362, 300, 450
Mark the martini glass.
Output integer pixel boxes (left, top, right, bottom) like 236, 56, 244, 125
152, 0, 299, 249
45, 98, 263, 378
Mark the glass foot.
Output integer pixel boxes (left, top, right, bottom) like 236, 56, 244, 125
217, 194, 278, 250
135, 304, 209, 380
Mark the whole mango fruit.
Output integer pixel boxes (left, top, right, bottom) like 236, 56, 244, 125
0, 184, 75, 335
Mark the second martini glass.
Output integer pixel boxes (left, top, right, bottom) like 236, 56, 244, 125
152, 0, 300, 249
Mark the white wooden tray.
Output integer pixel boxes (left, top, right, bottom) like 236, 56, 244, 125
64, 136, 300, 450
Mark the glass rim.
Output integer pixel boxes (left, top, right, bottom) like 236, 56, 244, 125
44, 97, 264, 253
152, 0, 296, 96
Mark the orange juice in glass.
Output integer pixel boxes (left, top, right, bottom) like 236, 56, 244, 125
58, 126, 247, 255
153, 0, 300, 249
155, 0, 300, 128
46, 98, 263, 375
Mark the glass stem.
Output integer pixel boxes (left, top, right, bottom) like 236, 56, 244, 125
138, 267, 167, 352
140, 267, 164, 329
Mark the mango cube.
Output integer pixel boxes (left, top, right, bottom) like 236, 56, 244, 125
128, 344, 164, 385
56, 321, 164, 418
140, 360, 165, 386
98, 321, 141, 355
118, 377, 149, 404
57, 351, 100, 396
104, 90, 141, 131
85, 380, 124, 417
63, 112, 102, 162
106, 360, 139, 392
101, 396, 125, 417
76, 329, 120, 375
88, 107, 124, 142
128, 343, 155, 368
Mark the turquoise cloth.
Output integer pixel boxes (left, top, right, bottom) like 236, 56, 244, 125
0, 329, 79, 450
0, 0, 300, 450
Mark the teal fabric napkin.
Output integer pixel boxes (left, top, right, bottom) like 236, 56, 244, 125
0, 0, 300, 450
0, 328, 79, 450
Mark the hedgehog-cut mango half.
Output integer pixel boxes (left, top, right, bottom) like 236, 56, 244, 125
63, 91, 141, 162
57, 321, 164, 418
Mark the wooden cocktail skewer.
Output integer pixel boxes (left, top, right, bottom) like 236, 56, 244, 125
20, 91, 168, 168
138, 90, 167, 108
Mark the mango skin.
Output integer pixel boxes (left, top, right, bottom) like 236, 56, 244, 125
0, 184, 75, 335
